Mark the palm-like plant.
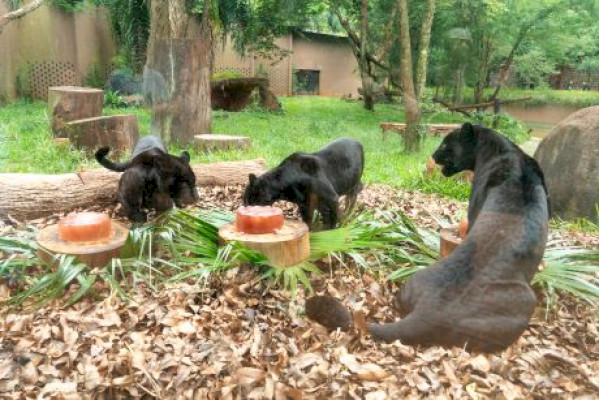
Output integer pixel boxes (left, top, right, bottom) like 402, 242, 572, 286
1, 208, 597, 312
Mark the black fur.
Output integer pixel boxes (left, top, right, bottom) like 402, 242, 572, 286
307, 124, 550, 353
243, 138, 364, 229
95, 135, 199, 222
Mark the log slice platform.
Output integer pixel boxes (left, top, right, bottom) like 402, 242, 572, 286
219, 220, 310, 267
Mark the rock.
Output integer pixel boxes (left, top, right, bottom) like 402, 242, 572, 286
534, 106, 599, 222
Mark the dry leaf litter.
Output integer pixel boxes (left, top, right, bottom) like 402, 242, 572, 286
0, 184, 597, 399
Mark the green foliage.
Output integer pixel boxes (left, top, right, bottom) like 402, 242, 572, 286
103, 0, 150, 72
211, 70, 245, 81
83, 62, 106, 89
2, 207, 598, 311
48, 0, 85, 12
472, 112, 530, 144
15, 65, 34, 100
460, 88, 599, 108
550, 205, 599, 234
404, 170, 471, 201
103, 90, 127, 108
533, 243, 599, 313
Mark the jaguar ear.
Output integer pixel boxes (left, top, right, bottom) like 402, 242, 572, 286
299, 156, 319, 175
179, 151, 191, 164
461, 122, 478, 143
462, 122, 474, 135
249, 173, 257, 185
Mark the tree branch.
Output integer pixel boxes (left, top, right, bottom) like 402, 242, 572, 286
0, 0, 45, 35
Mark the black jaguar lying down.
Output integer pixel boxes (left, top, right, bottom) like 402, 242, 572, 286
306, 123, 550, 353
243, 138, 364, 230
95, 135, 199, 222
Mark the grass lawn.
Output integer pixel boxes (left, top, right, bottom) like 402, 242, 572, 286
0, 97, 469, 195
457, 87, 599, 108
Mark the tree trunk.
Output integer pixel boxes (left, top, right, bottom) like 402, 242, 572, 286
397, 0, 420, 153
359, 0, 374, 111
489, 29, 526, 101
145, 0, 212, 145
0, 160, 266, 221
414, 0, 436, 101
474, 36, 491, 104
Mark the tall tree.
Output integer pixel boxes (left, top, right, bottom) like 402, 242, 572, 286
397, 0, 436, 152
144, 0, 212, 145
359, 0, 374, 110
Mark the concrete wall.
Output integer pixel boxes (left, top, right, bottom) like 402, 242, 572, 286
213, 31, 360, 97
291, 32, 360, 97
0, 3, 116, 100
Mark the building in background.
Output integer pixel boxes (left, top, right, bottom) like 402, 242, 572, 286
214, 29, 361, 98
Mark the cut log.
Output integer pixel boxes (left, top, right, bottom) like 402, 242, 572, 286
37, 220, 129, 268
48, 86, 104, 138
194, 134, 250, 152
65, 115, 140, 155
0, 159, 266, 221
219, 220, 310, 267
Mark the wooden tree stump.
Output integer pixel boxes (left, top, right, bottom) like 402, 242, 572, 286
48, 86, 104, 138
65, 115, 140, 155
219, 220, 310, 267
37, 221, 129, 268
194, 134, 250, 152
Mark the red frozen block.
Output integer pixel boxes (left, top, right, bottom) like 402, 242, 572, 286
58, 212, 112, 242
236, 206, 284, 234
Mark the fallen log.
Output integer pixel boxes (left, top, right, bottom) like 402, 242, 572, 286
446, 96, 532, 111
0, 159, 266, 221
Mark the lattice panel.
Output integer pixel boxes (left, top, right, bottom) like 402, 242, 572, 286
267, 65, 290, 96
28, 61, 82, 100
213, 67, 252, 77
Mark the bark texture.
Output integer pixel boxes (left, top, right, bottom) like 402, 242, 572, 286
145, 0, 212, 145
65, 115, 139, 156
48, 87, 104, 138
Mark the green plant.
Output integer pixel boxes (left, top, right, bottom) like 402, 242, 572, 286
471, 112, 530, 144
104, 90, 127, 108
49, 0, 85, 12
84, 62, 106, 89
15, 64, 34, 100
550, 205, 599, 234
404, 170, 471, 201
533, 243, 599, 314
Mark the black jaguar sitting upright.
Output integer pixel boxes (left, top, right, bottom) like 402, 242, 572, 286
95, 135, 198, 222
306, 123, 550, 352
243, 138, 364, 230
